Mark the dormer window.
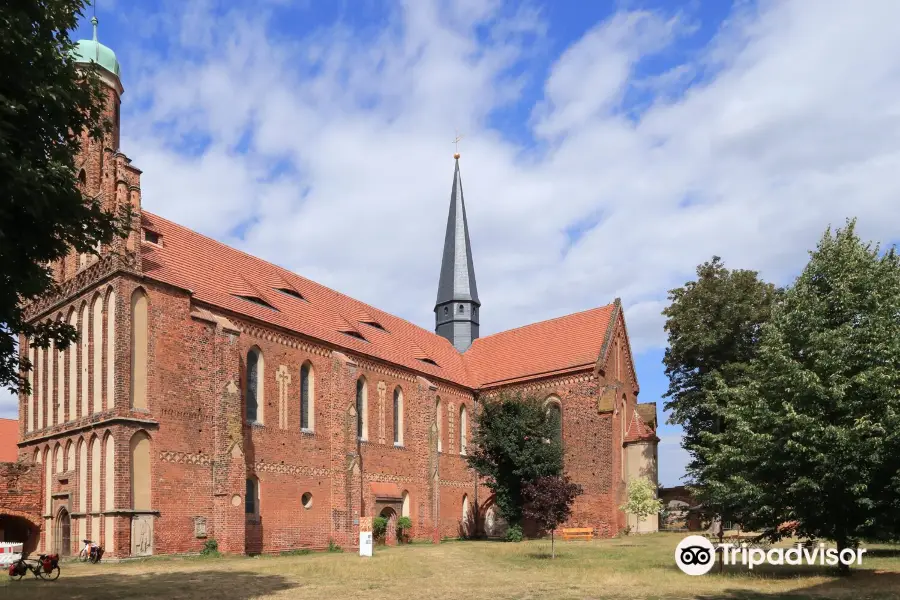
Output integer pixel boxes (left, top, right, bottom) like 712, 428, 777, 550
143, 229, 161, 245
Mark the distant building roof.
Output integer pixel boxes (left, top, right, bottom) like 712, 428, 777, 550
0, 419, 18, 462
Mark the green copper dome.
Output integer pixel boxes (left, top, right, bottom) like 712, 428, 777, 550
71, 17, 121, 78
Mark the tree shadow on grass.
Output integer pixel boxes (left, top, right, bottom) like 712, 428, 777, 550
865, 548, 900, 558
0, 568, 296, 600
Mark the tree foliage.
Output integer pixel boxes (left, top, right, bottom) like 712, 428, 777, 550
1, 1, 130, 394
700, 221, 900, 557
522, 475, 582, 557
662, 256, 780, 482
466, 392, 564, 526
620, 477, 662, 533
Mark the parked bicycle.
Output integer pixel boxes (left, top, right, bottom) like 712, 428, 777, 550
78, 539, 103, 563
7, 552, 60, 581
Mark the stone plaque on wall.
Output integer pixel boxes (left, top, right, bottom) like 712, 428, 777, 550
131, 514, 154, 557
194, 517, 207, 539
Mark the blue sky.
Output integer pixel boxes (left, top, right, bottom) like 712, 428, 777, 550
7, 0, 900, 488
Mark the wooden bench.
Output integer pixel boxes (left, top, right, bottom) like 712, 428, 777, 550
560, 528, 594, 541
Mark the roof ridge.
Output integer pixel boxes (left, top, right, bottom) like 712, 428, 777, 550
468, 302, 615, 347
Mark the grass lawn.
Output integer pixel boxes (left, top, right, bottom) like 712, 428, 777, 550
2, 533, 899, 599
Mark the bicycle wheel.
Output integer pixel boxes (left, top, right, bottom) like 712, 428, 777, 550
9, 564, 26, 580
39, 566, 60, 581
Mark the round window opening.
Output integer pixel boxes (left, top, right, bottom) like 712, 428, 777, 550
302, 492, 313, 509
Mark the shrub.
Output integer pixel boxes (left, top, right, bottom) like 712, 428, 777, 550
397, 516, 413, 543
373, 516, 388, 542
327, 539, 342, 553
200, 539, 220, 557
505, 524, 524, 542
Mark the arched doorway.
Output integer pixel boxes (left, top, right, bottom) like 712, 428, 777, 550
380, 507, 398, 545
56, 509, 71, 556
0, 515, 39, 555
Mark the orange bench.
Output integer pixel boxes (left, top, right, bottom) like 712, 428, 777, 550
560, 527, 594, 541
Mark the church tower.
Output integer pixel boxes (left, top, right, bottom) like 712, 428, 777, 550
435, 153, 480, 352
54, 16, 142, 282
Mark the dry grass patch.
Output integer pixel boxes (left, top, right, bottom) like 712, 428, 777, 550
1, 533, 898, 599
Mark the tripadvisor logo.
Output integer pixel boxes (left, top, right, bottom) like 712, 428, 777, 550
675, 535, 867, 575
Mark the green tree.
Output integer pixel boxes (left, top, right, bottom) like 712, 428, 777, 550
466, 393, 564, 527
1, 1, 130, 394
662, 257, 780, 480
701, 221, 900, 568
522, 475, 582, 558
620, 477, 662, 534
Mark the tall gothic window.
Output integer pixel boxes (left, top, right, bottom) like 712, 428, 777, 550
130, 289, 148, 410
246, 348, 263, 423
356, 377, 368, 440
436, 397, 443, 452
246, 477, 258, 515
459, 404, 467, 455
547, 400, 563, 446
300, 362, 312, 430
393, 387, 404, 445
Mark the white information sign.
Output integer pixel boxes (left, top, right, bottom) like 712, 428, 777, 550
359, 516, 373, 557
359, 531, 373, 557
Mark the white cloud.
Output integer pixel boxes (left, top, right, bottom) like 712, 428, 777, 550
108, 0, 900, 361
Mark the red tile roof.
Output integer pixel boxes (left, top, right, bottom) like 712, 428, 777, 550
464, 304, 615, 387
141, 212, 475, 386
0, 419, 19, 462
140, 211, 618, 390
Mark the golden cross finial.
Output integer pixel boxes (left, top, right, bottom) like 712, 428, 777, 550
452, 131, 464, 159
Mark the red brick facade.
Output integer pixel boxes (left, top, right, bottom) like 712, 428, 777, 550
2, 55, 658, 558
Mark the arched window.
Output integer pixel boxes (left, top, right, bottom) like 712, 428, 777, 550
546, 398, 563, 446
77, 439, 87, 512
92, 294, 103, 413
458, 304, 464, 314
56, 314, 64, 425
130, 290, 148, 410
393, 387, 404, 446
436, 397, 443, 453
26, 343, 34, 432
459, 404, 467, 455
54, 443, 63, 473
356, 377, 368, 440
78, 169, 86, 187
80, 302, 89, 415
67, 309, 77, 421
106, 290, 116, 411
65, 441, 74, 472
104, 434, 115, 511
90, 435, 101, 514
129, 431, 151, 510
401, 490, 410, 517
246, 347, 264, 423
246, 477, 259, 515
300, 362, 314, 431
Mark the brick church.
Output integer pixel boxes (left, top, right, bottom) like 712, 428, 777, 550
1, 20, 659, 558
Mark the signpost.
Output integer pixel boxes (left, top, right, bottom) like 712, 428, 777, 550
359, 516, 373, 557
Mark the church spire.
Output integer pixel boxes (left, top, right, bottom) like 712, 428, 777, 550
435, 151, 480, 352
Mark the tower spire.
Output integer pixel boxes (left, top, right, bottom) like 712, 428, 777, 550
435, 151, 480, 352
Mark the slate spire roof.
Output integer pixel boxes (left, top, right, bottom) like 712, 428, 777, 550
435, 157, 479, 307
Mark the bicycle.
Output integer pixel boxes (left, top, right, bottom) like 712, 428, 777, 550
78, 539, 103, 563
7, 552, 60, 581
